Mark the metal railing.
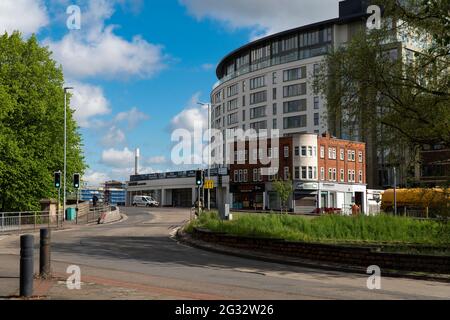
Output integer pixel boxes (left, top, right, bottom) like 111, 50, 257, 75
85, 205, 111, 224
0, 211, 64, 233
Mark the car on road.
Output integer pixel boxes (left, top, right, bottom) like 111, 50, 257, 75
133, 195, 159, 207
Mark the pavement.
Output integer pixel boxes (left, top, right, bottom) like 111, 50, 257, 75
0, 207, 449, 300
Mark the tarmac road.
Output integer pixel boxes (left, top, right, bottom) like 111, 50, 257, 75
0, 207, 448, 300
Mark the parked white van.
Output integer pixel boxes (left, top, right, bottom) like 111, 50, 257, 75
132, 195, 159, 207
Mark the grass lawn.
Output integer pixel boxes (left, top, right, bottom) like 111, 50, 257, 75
186, 211, 450, 253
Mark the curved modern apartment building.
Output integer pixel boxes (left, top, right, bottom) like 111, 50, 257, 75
210, 0, 373, 138
209, 0, 407, 189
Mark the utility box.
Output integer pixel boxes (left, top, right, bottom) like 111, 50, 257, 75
65, 208, 76, 221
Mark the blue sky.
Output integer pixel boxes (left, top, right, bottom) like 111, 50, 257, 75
0, 0, 339, 185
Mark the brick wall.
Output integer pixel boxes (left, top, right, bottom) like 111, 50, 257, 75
192, 228, 450, 274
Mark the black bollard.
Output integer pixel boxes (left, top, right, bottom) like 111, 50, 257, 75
39, 228, 51, 278
20, 235, 34, 297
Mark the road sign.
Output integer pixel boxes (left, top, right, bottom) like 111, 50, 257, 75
204, 179, 214, 189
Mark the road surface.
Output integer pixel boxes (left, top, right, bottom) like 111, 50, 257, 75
0, 207, 448, 299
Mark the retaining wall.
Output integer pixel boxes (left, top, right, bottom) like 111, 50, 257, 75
192, 228, 450, 274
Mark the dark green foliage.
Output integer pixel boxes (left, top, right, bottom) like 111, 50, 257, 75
0, 32, 86, 211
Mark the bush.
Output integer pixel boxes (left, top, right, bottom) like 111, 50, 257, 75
186, 212, 450, 246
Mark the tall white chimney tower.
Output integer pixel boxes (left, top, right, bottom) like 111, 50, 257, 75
135, 148, 140, 175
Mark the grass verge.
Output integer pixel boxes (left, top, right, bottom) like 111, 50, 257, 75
185, 211, 450, 255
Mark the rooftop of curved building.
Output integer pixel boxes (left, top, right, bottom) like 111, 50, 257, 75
216, 0, 372, 79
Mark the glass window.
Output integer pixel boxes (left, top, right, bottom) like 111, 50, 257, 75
250, 76, 266, 90
359, 170, 363, 183
250, 106, 266, 119
314, 96, 320, 109
283, 99, 307, 113
283, 66, 306, 82
284, 146, 289, 158
227, 112, 238, 125
250, 90, 267, 105
320, 146, 325, 158
340, 149, 345, 161
301, 166, 307, 180
273, 118, 277, 129
250, 120, 267, 131
295, 146, 300, 156
308, 167, 313, 180
227, 98, 238, 111
272, 72, 277, 84
227, 83, 238, 97
295, 166, 300, 180
358, 151, 363, 162
308, 146, 313, 157
301, 146, 307, 156
314, 113, 319, 126
273, 103, 277, 115
283, 115, 307, 129
320, 167, 325, 180
284, 167, 290, 180
283, 83, 307, 98
242, 110, 246, 121
273, 88, 277, 100
340, 169, 344, 182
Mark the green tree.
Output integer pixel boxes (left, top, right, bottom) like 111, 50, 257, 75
273, 177, 293, 214
315, 0, 449, 179
0, 32, 86, 212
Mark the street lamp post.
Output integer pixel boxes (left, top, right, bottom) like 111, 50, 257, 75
63, 87, 74, 220
198, 102, 211, 211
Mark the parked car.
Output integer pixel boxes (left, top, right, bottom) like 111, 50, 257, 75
132, 195, 159, 207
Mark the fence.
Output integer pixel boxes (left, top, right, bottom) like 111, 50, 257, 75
0, 205, 113, 233
0, 211, 64, 233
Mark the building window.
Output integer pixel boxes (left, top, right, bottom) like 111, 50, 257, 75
314, 113, 319, 126
332, 168, 337, 181
250, 105, 266, 119
242, 95, 246, 106
340, 169, 344, 182
283, 66, 306, 82
358, 151, 363, 163
227, 112, 238, 125
313, 63, 320, 76
227, 98, 238, 111
242, 80, 246, 92
295, 166, 300, 180
250, 120, 267, 131
348, 150, 356, 161
283, 99, 307, 113
308, 146, 313, 157
234, 170, 238, 182
273, 103, 277, 115
273, 88, 277, 100
284, 167, 290, 180
328, 168, 333, 181
272, 72, 277, 84
250, 90, 267, 105
320, 167, 325, 180
340, 149, 344, 161
301, 146, 307, 156
308, 167, 313, 179
314, 96, 320, 109
250, 75, 266, 90
295, 146, 300, 156
243, 169, 248, 182
283, 115, 307, 129
227, 83, 238, 97
359, 170, 363, 183
301, 166, 307, 180
273, 118, 277, 129
242, 110, 246, 121
284, 146, 289, 158
320, 146, 325, 158
283, 83, 307, 98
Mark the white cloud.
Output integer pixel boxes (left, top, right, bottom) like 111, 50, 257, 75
180, 0, 339, 37
69, 81, 111, 127
0, 0, 49, 36
201, 63, 215, 71
101, 126, 126, 147
100, 147, 134, 168
147, 156, 167, 165
169, 92, 208, 132
115, 107, 150, 129
83, 169, 110, 186
45, 0, 166, 79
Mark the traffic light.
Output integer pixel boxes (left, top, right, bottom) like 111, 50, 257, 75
195, 170, 203, 186
73, 173, 80, 189
54, 171, 61, 189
